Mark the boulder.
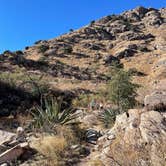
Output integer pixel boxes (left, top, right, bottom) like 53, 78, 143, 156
0, 128, 31, 164
96, 109, 166, 165
144, 79, 166, 111
144, 91, 166, 111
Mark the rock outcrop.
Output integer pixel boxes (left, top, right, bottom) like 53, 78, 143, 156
96, 109, 166, 166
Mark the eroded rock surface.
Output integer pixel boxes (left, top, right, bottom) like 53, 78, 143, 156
96, 109, 166, 166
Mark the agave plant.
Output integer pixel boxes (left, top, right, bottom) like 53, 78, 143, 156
99, 108, 119, 128
31, 97, 78, 129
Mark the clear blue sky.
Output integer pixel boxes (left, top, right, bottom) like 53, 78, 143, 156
0, 0, 165, 53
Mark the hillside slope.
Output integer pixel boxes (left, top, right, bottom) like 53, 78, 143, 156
0, 6, 166, 166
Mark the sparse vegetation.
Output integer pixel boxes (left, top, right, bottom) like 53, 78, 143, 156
38, 45, 49, 53
108, 65, 139, 112
0, 6, 165, 166
31, 97, 78, 130
63, 46, 73, 54
33, 135, 68, 165
99, 108, 119, 128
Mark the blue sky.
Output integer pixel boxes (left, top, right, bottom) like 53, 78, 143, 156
0, 0, 165, 53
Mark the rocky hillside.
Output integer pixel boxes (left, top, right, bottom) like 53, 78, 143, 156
0, 6, 165, 166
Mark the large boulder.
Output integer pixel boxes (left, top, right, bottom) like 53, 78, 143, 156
96, 109, 166, 166
144, 79, 166, 111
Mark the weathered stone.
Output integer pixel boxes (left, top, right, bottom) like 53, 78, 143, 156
96, 109, 166, 166
144, 91, 166, 111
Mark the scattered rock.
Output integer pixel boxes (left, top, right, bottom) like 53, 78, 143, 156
115, 48, 136, 59
144, 10, 164, 27
104, 55, 120, 64
119, 31, 154, 41
0, 128, 33, 165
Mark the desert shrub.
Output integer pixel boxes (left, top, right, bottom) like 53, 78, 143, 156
128, 68, 145, 76
38, 45, 49, 53
90, 20, 95, 26
15, 50, 24, 55
20, 75, 50, 99
31, 97, 78, 130
108, 66, 139, 112
34, 40, 42, 44
72, 94, 91, 108
38, 56, 48, 63
0, 72, 18, 88
64, 46, 73, 54
72, 90, 107, 109
3, 50, 12, 55
25, 46, 29, 50
33, 135, 67, 165
99, 108, 119, 128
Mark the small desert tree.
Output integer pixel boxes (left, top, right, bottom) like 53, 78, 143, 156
108, 66, 139, 113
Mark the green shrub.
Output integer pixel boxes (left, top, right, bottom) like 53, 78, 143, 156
15, 50, 24, 55
20, 74, 50, 99
108, 67, 139, 112
63, 46, 73, 54
99, 108, 119, 128
38, 56, 48, 63
38, 45, 49, 53
31, 98, 78, 130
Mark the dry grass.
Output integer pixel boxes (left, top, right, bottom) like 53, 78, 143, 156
32, 135, 67, 166
88, 159, 104, 166
31, 125, 77, 166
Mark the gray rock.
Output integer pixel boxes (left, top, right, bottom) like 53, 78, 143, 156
144, 91, 166, 111
96, 109, 166, 166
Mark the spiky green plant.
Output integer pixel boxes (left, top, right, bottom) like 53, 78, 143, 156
31, 98, 78, 130
99, 108, 119, 128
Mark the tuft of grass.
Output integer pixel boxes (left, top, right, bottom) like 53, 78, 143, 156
33, 135, 67, 165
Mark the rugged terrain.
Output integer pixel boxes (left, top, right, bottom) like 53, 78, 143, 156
0, 6, 166, 166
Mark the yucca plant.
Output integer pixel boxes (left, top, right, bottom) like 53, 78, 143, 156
31, 97, 79, 130
99, 108, 119, 128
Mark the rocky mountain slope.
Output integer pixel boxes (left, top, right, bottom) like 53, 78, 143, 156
1, 7, 165, 93
0, 6, 166, 166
